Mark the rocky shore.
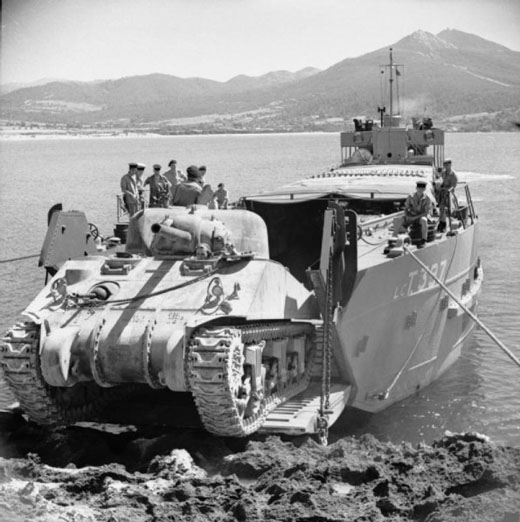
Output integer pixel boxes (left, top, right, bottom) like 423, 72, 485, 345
0, 410, 519, 522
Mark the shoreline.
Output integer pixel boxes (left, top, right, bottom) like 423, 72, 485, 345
0, 409, 518, 521
1, 128, 518, 141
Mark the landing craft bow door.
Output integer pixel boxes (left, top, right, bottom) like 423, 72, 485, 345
319, 203, 358, 308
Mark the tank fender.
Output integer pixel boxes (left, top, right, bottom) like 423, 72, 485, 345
40, 326, 79, 387
161, 327, 189, 391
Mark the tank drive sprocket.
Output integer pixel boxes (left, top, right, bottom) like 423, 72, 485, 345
0, 321, 133, 426
186, 322, 315, 437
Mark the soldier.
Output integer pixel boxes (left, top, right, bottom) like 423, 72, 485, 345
163, 159, 185, 204
393, 180, 433, 248
144, 164, 171, 208
172, 165, 204, 206
214, 183, 229, 209
120, 162, 140, 216
199, 165, 207, 184
438, 158, 458, 232
136, 163, 146, 210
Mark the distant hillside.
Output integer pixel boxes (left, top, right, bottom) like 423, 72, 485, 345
1, 30, 519, 132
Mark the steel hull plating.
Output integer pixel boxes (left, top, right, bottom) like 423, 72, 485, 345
337, 223, 481, 412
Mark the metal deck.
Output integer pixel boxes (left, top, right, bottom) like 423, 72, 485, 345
259, 382, 351, 435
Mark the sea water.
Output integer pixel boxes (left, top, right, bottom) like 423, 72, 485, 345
0, 132, 519, 445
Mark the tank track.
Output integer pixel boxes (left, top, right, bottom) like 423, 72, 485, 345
187, 322, 315, 437
0, 321, 132, 426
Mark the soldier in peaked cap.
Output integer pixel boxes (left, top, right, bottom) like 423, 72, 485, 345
120, 162, 140, 216
438, 158, 458, 232
144, 164, 171, 208
393, 179, 433, 248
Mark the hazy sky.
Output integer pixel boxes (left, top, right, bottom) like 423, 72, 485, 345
2, 0, 520, 85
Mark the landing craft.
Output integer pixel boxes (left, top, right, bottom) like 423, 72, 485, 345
0, 51, 482, 442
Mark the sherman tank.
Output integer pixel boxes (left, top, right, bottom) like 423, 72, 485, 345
0, 205, 334, 438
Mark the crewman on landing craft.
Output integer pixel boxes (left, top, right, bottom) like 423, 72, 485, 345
438, 158, 458, 232
393, 180, 433, 248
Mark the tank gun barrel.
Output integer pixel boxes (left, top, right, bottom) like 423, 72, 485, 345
151, 223, 192, 242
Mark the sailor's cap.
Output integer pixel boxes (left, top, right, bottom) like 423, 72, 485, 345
443, 158, 452, 164
416, 180, 427, 188
199, 165, 207, 172
153, 164, 161, 170
137, 163, 146, 170
129, 162, 138, 168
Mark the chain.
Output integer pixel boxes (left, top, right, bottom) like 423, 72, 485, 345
318, 253, 334, 446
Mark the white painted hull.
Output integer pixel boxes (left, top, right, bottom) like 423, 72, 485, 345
334, 222, 482, 412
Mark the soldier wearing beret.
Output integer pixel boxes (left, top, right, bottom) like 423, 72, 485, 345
172, 165, 205, 206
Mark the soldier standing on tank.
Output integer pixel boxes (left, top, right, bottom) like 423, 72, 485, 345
215, 183, 229, 209
120, 162, 140, 216
163, 159, 185, 204
172, 165, 205, 206
144, 164, 171, 208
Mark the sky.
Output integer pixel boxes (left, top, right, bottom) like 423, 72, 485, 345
2, 0, 520, 85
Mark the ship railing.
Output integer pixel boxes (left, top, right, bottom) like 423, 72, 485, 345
116, 194, 148, 223
358, 211, 403, 234
446, 182, 475, 231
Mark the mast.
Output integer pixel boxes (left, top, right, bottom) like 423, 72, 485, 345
389, 48, 394, 117
379, 48, 402, 127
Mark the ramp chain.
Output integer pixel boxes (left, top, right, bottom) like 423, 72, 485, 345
187, 322, 315, 437
0, 321, 133, 426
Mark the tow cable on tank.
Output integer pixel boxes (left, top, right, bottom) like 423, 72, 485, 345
59, 251, 252, 309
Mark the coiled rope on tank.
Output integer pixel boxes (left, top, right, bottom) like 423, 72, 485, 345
404, 245, 520, 369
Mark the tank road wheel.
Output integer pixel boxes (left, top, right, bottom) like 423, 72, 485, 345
187, 323, 315, 437
0, 321, 133, 426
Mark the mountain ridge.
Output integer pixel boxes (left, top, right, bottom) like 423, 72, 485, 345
1, 29, 519, 132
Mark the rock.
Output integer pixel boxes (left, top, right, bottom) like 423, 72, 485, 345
147, 449, 206, 480
0, 411, 519, 521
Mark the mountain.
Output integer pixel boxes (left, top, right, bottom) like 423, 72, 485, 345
0, 77, 69, 95
1, 30, 519, 131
